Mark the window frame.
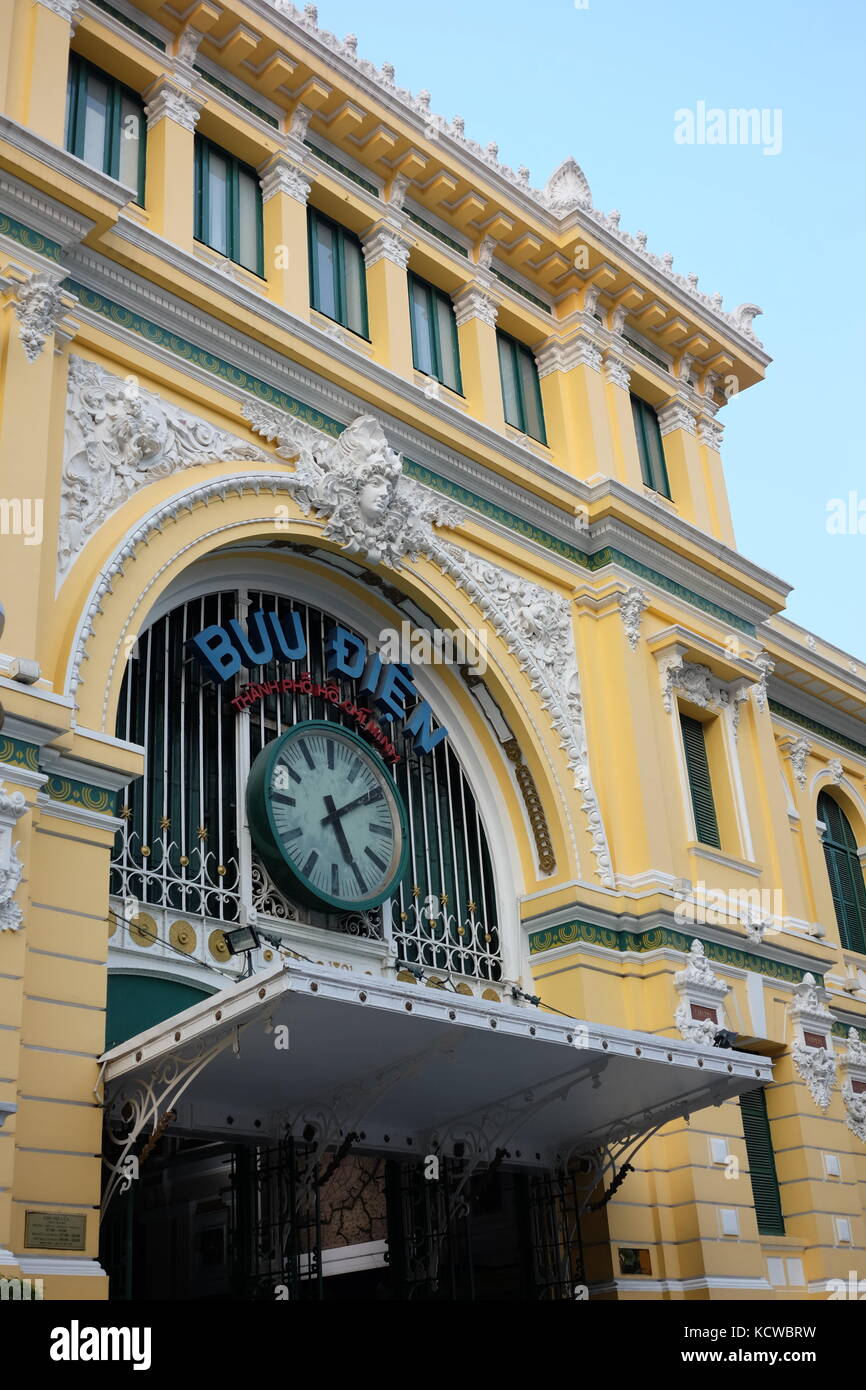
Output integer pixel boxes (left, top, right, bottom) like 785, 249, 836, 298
818, 791, 866, 955
496, 329, 547, 444
630, 393, 671, 498
739, 1088, 785, 1237
65, 52, 146, 205
194, 134, 264, 277
679, 712, 722, 849
408, 272, 463, 395
307, 207, 370, 338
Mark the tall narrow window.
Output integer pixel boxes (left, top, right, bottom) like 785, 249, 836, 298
739, 1088, 785, 1236
408, 273, 462, 393
631, 393, 670, 498
679, 713, 721, 848
497, 330, 546, 443
194, 136, 263, 275
307, 209, 368, 336
818, 791, 866, 954
65, 54, 146, 204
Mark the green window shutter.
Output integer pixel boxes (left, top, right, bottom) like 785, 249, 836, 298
496, 329, 546, 443
64, 53, 146, 204
194, 135, 263, 275
679, 713, 721, 848
408, 272, 462, 393
630, 393, 671, 498
307, 208, 368, 336
818, 791, 866, 954
739, 1088, 785, 1236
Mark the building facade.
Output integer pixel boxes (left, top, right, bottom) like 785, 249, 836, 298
0, 0, 864, 1303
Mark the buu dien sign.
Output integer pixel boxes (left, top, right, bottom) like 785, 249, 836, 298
189, 613, 447, 755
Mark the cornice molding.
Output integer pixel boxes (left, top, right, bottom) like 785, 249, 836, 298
0, 116, 135, 211
244, 1, 769, 361
59, 243, 794, 646
0, 170, 94, 253
764, 627, 866, 701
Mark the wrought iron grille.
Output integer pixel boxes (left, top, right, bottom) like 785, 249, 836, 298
111, 588, 502, 978
384, 1159, 581, 1300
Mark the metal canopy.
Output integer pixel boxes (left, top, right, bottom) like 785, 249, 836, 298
100, 959, 774, 1185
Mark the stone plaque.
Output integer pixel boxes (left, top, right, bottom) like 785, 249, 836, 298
24, 1211, 86, 1250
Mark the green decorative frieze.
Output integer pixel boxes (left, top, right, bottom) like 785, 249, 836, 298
194, 66, 279, 127
66, 282, 344, 438
65, 280, 759, 640
529, 918, 821, 986
0, 213, 62, 263
44, 775, 117, 816
769, 700, 866, 761
90, 0, 166, 48
832, 1020, 866, 1043
305, 142, 379, 197
0, 737, 40, 773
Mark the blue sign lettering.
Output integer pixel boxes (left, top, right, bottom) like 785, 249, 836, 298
189, 615, 448, 752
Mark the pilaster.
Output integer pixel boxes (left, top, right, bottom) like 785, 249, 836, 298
453, 282, 505, 430
362, 219, 414, 377
258, 153, 312, 318
143, 78, 202, 250
535, 329, 613, 480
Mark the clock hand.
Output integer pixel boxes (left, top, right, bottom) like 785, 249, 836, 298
323, 794, 355, 866
320, 788, 383, 826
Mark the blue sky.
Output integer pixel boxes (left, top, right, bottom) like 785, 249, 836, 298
305, 0, 865, 657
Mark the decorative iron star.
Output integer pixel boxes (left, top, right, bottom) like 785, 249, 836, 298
467, 900, 477, 913
159, 816, 171, 831
197, 825, 208, 841
120, 805, 133, 820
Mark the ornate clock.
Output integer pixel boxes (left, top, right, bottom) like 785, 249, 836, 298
246, 720, 410, 912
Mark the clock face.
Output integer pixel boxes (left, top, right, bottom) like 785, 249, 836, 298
246, 720, 409, 912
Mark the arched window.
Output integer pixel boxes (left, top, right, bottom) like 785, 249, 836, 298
817, 790, 866, 955
111, 588, 503, 981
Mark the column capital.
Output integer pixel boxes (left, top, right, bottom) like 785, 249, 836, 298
362, 221, 412, 270
258, 154, 311, 205
697, 414, 724, 452
535, 332, 602, 378
143, 78, 202, 133
453, 283, 498, 328
32, 0, 79, 23
602, 351, 631, 390
657, 396, 697, 437
2, 268, 78, 362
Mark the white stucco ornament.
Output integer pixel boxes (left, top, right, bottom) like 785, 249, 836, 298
0, 784, 28, 933
841, 1028, 866, 1143
60, 357, 267, 574
242, 404, 465, 568
788, 973, 836, 1111
673, 939, 729, 1045
539, 157, 593, 215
